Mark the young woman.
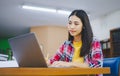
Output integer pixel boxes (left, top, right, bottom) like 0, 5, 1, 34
48, 10, 103, 71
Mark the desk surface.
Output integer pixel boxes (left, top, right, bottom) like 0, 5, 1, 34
0, 67, 110, 76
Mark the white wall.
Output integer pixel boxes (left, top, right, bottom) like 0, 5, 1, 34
91, 10, 120, 40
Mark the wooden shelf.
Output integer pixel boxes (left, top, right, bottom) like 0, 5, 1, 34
110, 27, 120, 57
100, 39, 110, 58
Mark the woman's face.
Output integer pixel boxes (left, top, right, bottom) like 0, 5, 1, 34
67, 15, 83, 37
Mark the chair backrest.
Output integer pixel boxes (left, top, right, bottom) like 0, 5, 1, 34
103, 57, 120, 76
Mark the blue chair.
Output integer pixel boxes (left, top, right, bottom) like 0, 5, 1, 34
103, 57, 120, 76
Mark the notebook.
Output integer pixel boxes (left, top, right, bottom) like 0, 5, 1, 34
8, 33, 48, 67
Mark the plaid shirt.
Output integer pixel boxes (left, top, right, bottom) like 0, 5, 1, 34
50, 37, 103, 68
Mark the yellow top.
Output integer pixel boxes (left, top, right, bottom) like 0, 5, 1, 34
72, 41, 84, 63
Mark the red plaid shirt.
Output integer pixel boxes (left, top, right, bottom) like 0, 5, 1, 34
50, 37, 103, 68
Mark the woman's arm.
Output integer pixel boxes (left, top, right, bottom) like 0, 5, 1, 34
88, 39, 103, 68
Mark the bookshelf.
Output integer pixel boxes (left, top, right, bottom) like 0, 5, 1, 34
100, 39, 110, 58
110, 28, 120, 57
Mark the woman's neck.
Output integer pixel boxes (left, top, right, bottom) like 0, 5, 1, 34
73, 35, 82, 42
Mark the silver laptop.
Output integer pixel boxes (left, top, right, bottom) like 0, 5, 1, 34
8, 33, 48, 67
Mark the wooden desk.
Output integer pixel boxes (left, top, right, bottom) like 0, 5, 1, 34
0, 67, 110, 76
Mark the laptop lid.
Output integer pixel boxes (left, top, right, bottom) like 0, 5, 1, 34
8, 33, 48, 67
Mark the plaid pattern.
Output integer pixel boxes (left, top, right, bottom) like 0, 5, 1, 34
50, 37, 103, 68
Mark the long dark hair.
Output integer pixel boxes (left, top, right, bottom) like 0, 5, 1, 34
68, 10, 93, 57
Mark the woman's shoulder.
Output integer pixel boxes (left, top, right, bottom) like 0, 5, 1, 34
92, 36, 100, 42
91, 36, 101, 50
92, 36, 101, 47
58, 40, 72, 50
63, 40, 72, 45
58, 40, 73, 48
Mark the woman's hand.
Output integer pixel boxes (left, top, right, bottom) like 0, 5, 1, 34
49, 61, 89, 68
49, 61, 72, 68
71, 62, 89, 68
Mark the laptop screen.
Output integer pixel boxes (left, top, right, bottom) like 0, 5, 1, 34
8, 33, 48, 67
